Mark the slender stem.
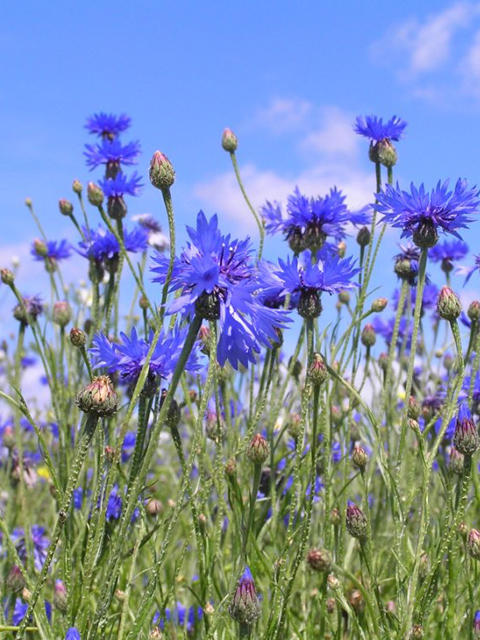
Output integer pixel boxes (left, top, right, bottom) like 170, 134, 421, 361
159, 188, 176, 320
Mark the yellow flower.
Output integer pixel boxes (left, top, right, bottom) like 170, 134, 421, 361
37, 466, 51, 480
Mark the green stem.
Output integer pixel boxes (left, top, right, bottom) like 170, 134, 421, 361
230, 152, 264, 261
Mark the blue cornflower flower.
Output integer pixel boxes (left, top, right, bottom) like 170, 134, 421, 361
12, 599, 29, 625
151, 211, 290, 370
274, 251, 360, 318
429, 239, 468, 273
13, 295, 43, 324
393, 243, 421, 284
106, 486, 123, 521
132, 214, 169, 251
99, 172, 143, 198
354, 115, 407, 142
85, 112, 131, 138
261, 186, 369, 253
90, 326, 201, 389
65, 628, 81, 640
374, 180, 480, 248
84, 138, 141, 171
154, 603, 203, 633
12, 526, 49, 571
78, 225, 148, 263
31, 239, 71, 262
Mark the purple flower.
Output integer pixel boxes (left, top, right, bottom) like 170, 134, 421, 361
354, 115, 407, 142
90, 326, 201, 386
99, 172, 143, 198
151, 211, 290, 369
374, 180, 480, 247
261, 186, 369, 252
12, 526, 49, 572
85, 112, 131, 138
31, 239, 71, 262
13, 295, 43, 324
65, 628, 81, 640
106, 486, 123, 521
429, 239, 468, 271
84, 139, 141, 170
78, 225, 148, 262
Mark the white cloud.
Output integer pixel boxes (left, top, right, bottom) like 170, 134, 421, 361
299, 106, 359, 158
372, 3, 476, 78
253, 97, 313, 134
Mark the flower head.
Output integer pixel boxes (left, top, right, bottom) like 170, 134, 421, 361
132, 214, 169, 251
229, 566, 261, 626
85, 112, 131, 138
429, 239, 468, 273
90, 326, 201, 389
12, 526, 49, 571
374, 180, 480, 248
84, 138, 141, 171
261, 186, 368, 252
99, 172, 143, 198
78, 225, 148, 262
453, 403, 479, 455
354, 115, 407, 142
151, 211, 290, 369
13, 295, 43, 325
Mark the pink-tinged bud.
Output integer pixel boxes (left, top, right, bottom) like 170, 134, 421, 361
72, 179, 83, 195
379, 352, 389, 372
70, 327, 86, 348
410, 624, 424, 639
308, 353, 328, 386
326, 597, 336, 614
437, 286, 461, 322
419, 551, 430, 579
59, 199, 74, 216
352, 445, 368, 470
24, 198, 33, 209
468, 528, 480, 560
145, 497, 163, 517
1, 268, 14, 286
361, 323, 376, 347
449, 447, 465, 475
149, 151, 175, 191
327, 573, 340, 590
453, 403, 480, 456
139, 295, 149, 311
221, 128, 238, 153
33, 238, 48, 258
371, 297, 388, 313
287, 413, 302, 440
3, 426, 15, 449
76, 375, 118, 416
330, 507, 341, 526
149, 627, 162, 639
337, 241, 347, 258
346, 502, 368, 540
205, 409, 226, 442
338, 290, 350, 304
225, 458, 237, 477
350, 589, 364, 613
87, 181, 104, 207
307, 548, 331, 572
246, 433, 270, 465
54, 579, 68, 612
53, 301, 72, 327
229, 566, 261, 626
407, 396, 421, 420
458, 521, 468, 539
6, 565, 25, 592
469, 301, 480, 323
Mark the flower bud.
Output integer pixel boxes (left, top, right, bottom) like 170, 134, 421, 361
326, 597, 336, 614
160, 389, 181, 429
289, 357, 302, 380
330, 507, 341, 526
72, 179, 83, 195
413, 222, 438, 249
419, 551, 430, 579
149, 151, 175, 191
469, 301, 480, 323
449, 447, 465, 475
229, 566, 261, 626
298, 290, 322, 319
437, 286, 461, 322
76, 375, 118, 416
247, 433, 270, 465
468, 528, 480, 560
371, 297, 388, 313
13, 296, 43, 324
70, 327, 86, 348
307, 548, 331, 572
225, 458, 237, 477
33, 238, 48, 258
308, 353, 328, 386
221, 128, 238, 152
371, 140, 397, 168
59, 199, 74, 216
287, 413, 302, 440
410, 624, 424, 639
379, 352, 388, 372
458, 521, 468, 539
87, 182, 104, 207
1, 268, 14, 286
327, 574, 340, 590
2, 426, 15, 449
149, 627, 162, 639
356, 226, 371, 247
115, 589, 126, 602
444, 353, 454, 370
352, 445, 368, 470
53, 301, 72, 327
407, 396, 421, 420
139, 295, 149, 311
338, 290, 350, 304
145, 497, 163, 517
350, 589, 364, 613
346, 502, 367, 540
361, 324, 376, 347
205, 409, 226, 442
6, 565, 25, 592
54, 579, 68, 612
453, 403, 479, 456
394, 258, 416, 282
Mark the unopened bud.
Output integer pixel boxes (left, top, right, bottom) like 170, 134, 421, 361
453, 403, 479, 456
54, 579, 68, 612
307, 548, 331, 572
346, 502, 368, 540
72, 179, 83, 195
229, 566, 261, 626
247, 434, 270, 465
76, 375, 118, 416
149, 151, 175, 191
6, 565, 25, 592
407, 396, 421, 420
225, 458, 237, 477
1, 268, 14, 286
449, 447, 465, 475
371, 297, 388, 313
33, 238, 48, 258
361, 323, 376, 347
337, 241, 347, 258
437, 286, 461, 322
410, 624, 424, 639
338, 290, 350, 304
87, 182, 104, 207
221, 128, 238, 153
352, 446, 368, 470
308, 353, 328, 386
70, 327, 86, 348
468, 528, 480, 560
139, 295, 149, 311
469, 301, 480, 323
330, 507, 341, 526
53, 301, 72, 327
59, 199, 74, 216
356, 226, 371, 247
327, 574, 340, 590
145, 498, 163, 517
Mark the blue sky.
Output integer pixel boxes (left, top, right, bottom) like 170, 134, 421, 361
1, 1, 480, 315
